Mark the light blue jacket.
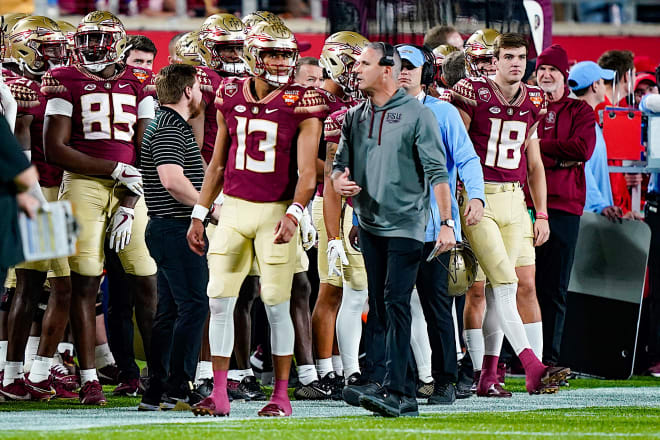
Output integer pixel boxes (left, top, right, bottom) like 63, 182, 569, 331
417, 93, 485, 242
584, 123, 613, 213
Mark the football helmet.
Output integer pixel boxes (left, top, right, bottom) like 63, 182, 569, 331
74, 11, 127, 73
1, 13, 29, 62
175, 31, 202, 66
242, 21, 298, 87
9, 16, 68, 75
198, 13, 245, 74
242, 10, 283, 33
464, 28, 500, 77
319, 31, 369, 96
445, 242, 479, 297
56, 20, 76, 63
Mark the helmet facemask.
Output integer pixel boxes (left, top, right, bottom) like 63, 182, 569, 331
75, 31, 119, 72
210, 42, 246, 75
256, 48, 297, 86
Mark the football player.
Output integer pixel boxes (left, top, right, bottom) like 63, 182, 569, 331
56, 20, 76, 65
187, 21, 324, 417
452, 33, 570, 395
464, 29, 499, 78
312, 31, 369, 399
0, 16, 77, 402
41, 11, 158, 405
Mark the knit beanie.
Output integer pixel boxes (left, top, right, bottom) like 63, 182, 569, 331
536, 44, 569, 79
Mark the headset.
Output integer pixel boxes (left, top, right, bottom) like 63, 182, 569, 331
377, 42, 395, 67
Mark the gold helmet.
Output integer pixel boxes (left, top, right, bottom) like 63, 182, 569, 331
56, 20, 76, 62
9, 16, 68, 75
75, 11, 127, 72
198, 13, 245, 74
464, 28, 500, 77
174, 31, 202, 66
432, 44, 459, 67
1, 13, 29, 62
242, 20, 297, 87
319, 31, 369, 95
445, 243, 479, 297
242, 10, 283, 33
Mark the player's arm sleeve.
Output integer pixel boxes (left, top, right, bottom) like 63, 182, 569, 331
451, 79, 477, 120
150, 126, 186, 167
324, 112, 343, 145
442, 105, 484, 203
417, 106, 448, 186
41, 71, 74, 117
540, 103, 596, 162
332, 109, 353, 175
8, 83, 40, 115
138, 96, 155, 119
295, 87, 330, 121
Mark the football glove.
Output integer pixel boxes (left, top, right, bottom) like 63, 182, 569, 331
300, 208, 317, 251
108, 206, 134, 252
111, 162, 143, 197
327, 238, 349, 277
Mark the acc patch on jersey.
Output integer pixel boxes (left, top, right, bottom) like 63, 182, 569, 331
132, 68, 149, 83
478, 87, 491, 102
225, 82, 238, 97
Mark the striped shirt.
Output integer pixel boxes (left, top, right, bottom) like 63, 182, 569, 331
141, 106, 204, 218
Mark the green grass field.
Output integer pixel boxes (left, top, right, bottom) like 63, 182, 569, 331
0, 377, 658, 440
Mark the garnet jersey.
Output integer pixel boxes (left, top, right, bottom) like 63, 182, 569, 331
215, 77, 327, 203
41, 65, 156, 166
196, 65, 224, 164
7, 76, 63, 187
1, 67, 18, 80
452, 77, 546, 184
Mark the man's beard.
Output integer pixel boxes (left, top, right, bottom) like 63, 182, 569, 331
188, 100, 201, 119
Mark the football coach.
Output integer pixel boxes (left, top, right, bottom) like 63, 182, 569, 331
331, 42, 456, 417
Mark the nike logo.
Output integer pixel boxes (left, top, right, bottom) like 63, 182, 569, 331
115, 214, 132, 230
121, 170, 140, 178
118, 83, 130, 89
520, 110, 530, 116
544, 126, 553, 130
265, 108, 278, 114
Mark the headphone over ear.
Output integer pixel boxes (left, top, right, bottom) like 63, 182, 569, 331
416, 44, 437, 86
378, 42, 395, 67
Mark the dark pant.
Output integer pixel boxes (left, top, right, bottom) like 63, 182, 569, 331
535, 210, 580, 364
145, 217, 209, 392
105, 246, 140, 381
416, 244, 457, 384
645, 199, 660, 363
359, 228, 423, 397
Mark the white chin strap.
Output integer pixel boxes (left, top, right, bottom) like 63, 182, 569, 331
264, 71, 290, 86
222, 61, 246, 75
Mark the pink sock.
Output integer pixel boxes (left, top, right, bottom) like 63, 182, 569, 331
269, 379, 291, 415
519, 348, 546, 392
477, 355, 499, 394
211, 370, 230, 414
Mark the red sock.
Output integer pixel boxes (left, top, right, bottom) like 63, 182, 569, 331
211, 370, 230, 413
269, 379, 292, 416
477, 355, 499, 394
519, 348, 546, 392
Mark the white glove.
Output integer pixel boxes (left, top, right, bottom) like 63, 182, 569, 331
300, 208, 317, 251
108, 206, 134, 252
0, 82, 17, 132
111, 162, 143, 197
327, 238, 349, 277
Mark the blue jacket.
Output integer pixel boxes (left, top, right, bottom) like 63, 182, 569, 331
417, 93, 484, 243
584, 123, 613, 213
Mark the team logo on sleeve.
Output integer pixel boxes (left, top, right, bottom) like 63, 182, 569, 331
225, 82, 238, 97
478, 87, 491, 102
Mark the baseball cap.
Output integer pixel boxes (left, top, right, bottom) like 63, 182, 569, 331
635, 73, 657, 91
396, 45, 424, 68
567, 61, 615, 91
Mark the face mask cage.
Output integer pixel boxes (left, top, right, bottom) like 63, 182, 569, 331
75, 32, 117, 70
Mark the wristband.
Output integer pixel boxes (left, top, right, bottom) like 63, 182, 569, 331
191, 204, 209, 221
535, 211, 549, 220
286, 203, 304, 223
285, 213, 299, 227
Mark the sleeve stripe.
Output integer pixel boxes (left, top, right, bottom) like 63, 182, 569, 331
45, 98, 73, 117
